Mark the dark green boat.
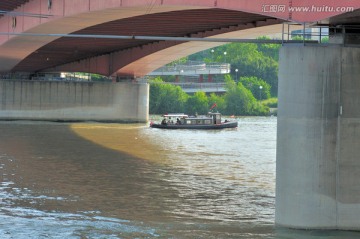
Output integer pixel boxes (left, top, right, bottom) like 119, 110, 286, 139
150, 112, 238, 129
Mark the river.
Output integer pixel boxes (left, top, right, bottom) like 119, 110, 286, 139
0, 117, 359, 238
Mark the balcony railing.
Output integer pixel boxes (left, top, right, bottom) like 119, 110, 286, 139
150, 81, 227, 93
147, 62, 230, 76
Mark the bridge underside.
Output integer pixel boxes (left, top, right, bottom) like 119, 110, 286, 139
0, 1, 286, 78
0, 0, 359, 78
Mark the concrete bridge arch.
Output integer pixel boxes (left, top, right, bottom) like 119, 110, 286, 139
0, 0, 286, 77
1, 0, 359, 78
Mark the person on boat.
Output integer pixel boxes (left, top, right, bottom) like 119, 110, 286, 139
176, 118, 181, 125
161, 118, 167, 125
167, 117, 174, 124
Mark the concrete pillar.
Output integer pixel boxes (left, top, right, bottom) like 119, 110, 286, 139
0, 81, 149, 123
276, 45, 360, 230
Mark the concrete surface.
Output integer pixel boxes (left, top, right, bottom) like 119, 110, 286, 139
0, 80, 149, 123
276, 45, 360, 230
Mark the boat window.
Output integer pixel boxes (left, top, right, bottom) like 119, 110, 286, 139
197, 120, 202, 124
204, 119, 211, 124
186, 120, 192, 124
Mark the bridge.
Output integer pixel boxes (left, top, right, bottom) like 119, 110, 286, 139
148, 62, 230, 77
147, 61, 230, 89
1, 0, 357, 78
152, 82, 227, 94
1, 0, 360, 232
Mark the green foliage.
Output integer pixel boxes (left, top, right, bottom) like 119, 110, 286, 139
91, 74, 110, 82
239, 76, 271, 100
320, 37, 329, 43
149, 77, 188, 114
167, 57, 189, 66
161, 36, 281, 96
74, 72, 110, 82
261, 97, 278, 108
149, 36, 283, 115
292, 35, 329, 44
291, 35, 304, 41
224, 83, 252, 115
223, 76, 269, 116
149, 76, 270, 116
210, 42, 279, 96
188, 50, 213, 62
159, 75, 176, 82
208, 93, 226, 112
256, 36, 281, 61
186, 91, 209, 115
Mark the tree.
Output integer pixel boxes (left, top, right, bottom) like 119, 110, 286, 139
186, 91, 209, 115
223, 76, 268, 116
149, 78, 188, 114
239, 76, 271, 100
208, 93, 226, 113
202, 42, 279, 96
150, 76, 270, 116
256, 36, 281, 61
224, 78, 253, 115
320, 37, 329, 43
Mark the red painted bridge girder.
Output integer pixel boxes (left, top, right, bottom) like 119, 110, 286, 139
0, 0, 359, 77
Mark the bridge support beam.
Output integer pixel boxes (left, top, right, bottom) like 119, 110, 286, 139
276, 45, 360, 230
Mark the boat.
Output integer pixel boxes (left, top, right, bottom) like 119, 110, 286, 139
150, 112, 238, 129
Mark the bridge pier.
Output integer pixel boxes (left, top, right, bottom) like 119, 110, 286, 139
276, 45, 360, 230
0, 81, 149, 123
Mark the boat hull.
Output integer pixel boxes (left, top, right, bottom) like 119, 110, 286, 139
150, 121, 238, 129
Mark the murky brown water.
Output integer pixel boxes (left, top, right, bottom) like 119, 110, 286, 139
1, 117, 360, 238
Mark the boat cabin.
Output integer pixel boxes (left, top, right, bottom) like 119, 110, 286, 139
162, 112, 222, 125
209, 112, 222, 124
152, 111, 236, 129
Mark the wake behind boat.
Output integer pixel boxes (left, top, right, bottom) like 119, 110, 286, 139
150, 112, 237, 129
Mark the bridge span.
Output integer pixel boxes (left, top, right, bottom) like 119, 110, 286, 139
1, 0, 360, 232
0, 0, 358, 78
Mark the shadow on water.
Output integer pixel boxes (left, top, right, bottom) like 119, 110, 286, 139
0, 122, 180, 221
0, 119, 360, 238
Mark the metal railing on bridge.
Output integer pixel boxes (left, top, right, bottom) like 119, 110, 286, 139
147, 61, 230, 76
150, 81, 227, 93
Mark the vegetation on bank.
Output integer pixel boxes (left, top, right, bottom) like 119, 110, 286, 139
261, 98, 278, 108
150, 37, 280, 116
187, 37, 281, 97
149, 76, 270, 116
